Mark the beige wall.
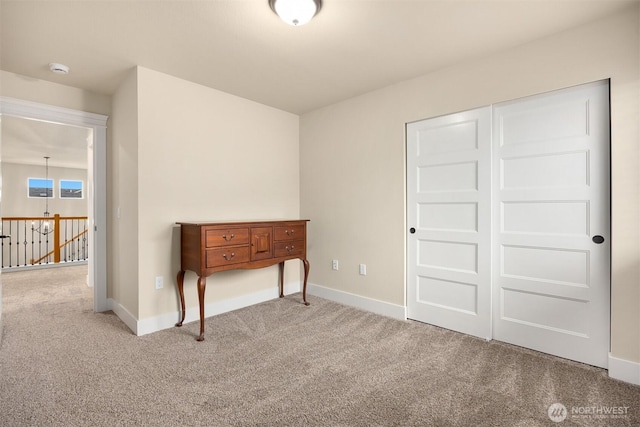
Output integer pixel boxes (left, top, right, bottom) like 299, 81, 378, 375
0, 70, 111, 116
131, 67, 300, 320
1, 163, 87, 217
111, 68, 140, 317
300, 6, 640, 363
2, 65, 302, 326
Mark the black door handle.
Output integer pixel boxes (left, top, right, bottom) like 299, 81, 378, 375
592, 235, 605, 244
409, 228, 416, 234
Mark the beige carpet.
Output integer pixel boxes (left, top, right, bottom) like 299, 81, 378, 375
0, 265, 638, 426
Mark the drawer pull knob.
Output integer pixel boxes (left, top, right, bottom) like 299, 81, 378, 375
285, 229, 295, 236
286, 245, 295, 253
222, 252, 235, 261
222, 233, 235, 241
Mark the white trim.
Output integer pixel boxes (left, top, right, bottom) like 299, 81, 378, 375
0, 96, 109, 313
108, 298, 139, 335
91, 125, 108, 311
119, 282, 302, 337
0, 96, 107, 128
608, 353, 640, 386
308, 282, 407, 320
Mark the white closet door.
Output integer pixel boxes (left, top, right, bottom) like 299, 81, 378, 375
407, 107, 492, 339
492, 81, 610, 368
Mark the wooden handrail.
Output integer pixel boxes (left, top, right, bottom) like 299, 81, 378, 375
3, 216, 88, 221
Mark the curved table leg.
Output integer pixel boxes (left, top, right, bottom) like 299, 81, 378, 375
197, 275, 207, 341
302, 259, 310, 306
278, 261, 285, 298
175, 270, 186, 327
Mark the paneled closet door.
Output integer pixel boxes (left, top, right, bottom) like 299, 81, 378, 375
406, 81, 610, 368
492, 81, 610, 368
406, 107, 492, 340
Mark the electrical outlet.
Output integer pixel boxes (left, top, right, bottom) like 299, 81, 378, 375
332, 259, 339, 270
359, 264, 367, 276
155, 276, 163, 290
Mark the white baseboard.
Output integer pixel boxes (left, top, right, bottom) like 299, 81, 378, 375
110, 282, 301, 337
608, 353, 640, 386
307, 282, 406, 320
108, 298, 138, 335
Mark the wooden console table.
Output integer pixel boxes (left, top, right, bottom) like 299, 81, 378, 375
175, 220, 310, 341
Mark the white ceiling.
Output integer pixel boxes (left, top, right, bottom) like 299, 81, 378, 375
1, 116, 91, 169
0, 0, 636, 169
1, 0, 635, 115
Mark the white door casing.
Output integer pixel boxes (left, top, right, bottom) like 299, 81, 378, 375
407, 107, 492, 340
0, 97, 109, 313
492, 81, 610, 368
406, 81, 610, 368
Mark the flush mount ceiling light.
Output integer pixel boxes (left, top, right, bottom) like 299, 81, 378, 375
49, 63, 70, 74
269, 0, 321, 26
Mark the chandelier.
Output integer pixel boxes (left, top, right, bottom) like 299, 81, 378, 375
32, 156, 54, 236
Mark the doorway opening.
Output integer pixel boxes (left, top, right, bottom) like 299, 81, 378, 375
0, 97, 108, 312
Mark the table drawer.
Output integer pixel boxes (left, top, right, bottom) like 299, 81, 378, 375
206, 246, 250, 268
274, 225, 305, 241
274, 240, 305, 258
205, 227, 249, 248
